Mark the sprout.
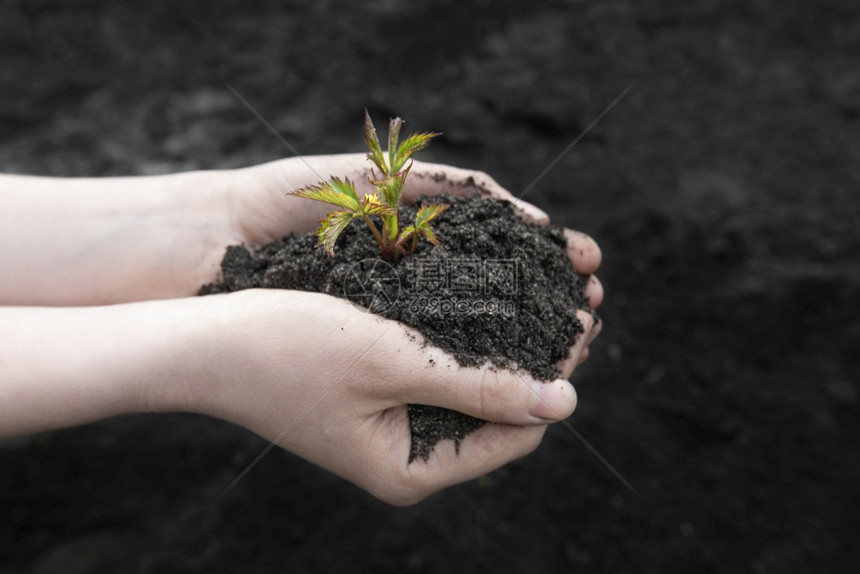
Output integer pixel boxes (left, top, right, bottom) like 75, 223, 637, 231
289, 111, 448, 261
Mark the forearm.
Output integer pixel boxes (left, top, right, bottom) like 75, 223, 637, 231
0, 298, 209, 437
0, 170, 246, 305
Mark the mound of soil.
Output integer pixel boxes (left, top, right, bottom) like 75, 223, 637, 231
201, 194, 590, 460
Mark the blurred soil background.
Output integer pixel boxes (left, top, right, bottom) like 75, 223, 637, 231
1, 1, 858, 572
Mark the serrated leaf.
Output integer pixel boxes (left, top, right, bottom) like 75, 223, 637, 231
418, 224, 439, 245
388, 117, 403, 172
392, 131, 441, 172
329, 176, 360, 203
290, 177, 360, 212
415, 203, 450, 227
413, 203, 448, 247
314, 210, 356, 257
360, 194, 397, 217
364, 110, 387, 174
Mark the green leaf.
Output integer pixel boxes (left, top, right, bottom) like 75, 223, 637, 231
290, 177, 360, 212
364, 110, 387, 174
314, 210, 356, 257
392, 131, 441, 173
387, 117, 403, 173
329, 176, 360, 203
413, 203, 449, 246
418, 224, 439, 245
415, 203, 449, 227
398, 224, 417, 243
359, 194, 397, 217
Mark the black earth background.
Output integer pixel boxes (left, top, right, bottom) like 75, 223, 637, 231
1, 1, 858, 572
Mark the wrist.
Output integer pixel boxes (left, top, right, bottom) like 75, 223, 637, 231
0, 170, 246, 305
174, 289, 300, 424
0, 299, 211, 436
140, 168, 248, 296
130, 296, 216, 415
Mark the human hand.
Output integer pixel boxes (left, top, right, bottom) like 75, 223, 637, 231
0, 152, 601, 312
186, 288, 590, 505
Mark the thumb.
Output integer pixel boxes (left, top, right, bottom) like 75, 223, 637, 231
395, 358, 578, 426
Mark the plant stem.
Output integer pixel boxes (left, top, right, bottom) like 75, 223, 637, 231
388, 213, 399, 243
360, 215, 392, 259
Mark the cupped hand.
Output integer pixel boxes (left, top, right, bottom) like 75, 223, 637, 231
204, 156, 605, 503
192, 289, 590, 505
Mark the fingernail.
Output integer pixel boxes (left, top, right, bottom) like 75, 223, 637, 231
530, 379, 577, 421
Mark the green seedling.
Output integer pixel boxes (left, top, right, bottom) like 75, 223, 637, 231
289, 111, 449, 261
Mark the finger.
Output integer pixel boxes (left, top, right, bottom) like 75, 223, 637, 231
557, 310, 596, 379
563, 229, 602, 275
574, 317, 604, 367
585, 274, 604, 308
404, 161, 550, 225
587, 314, 603, 345
386, 346, 578, 426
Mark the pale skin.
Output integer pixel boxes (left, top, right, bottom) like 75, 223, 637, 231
0, 154, 603, 505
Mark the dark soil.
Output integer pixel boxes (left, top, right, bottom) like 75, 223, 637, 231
201, 194, 589, 461
2, 1, 859, 572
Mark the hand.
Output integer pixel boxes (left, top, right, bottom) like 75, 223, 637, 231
0, 272, 599, 506
0, 155, 601, 314
186, 289, 585, 505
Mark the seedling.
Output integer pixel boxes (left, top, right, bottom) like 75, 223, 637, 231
289, 111, 449, 261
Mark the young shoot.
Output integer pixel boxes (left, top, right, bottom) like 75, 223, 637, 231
289, 111, 449, 261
